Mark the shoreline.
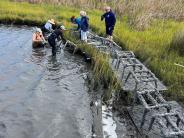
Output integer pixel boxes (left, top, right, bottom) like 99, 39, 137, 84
0, 0, 184, 103
0, 19, 44, 26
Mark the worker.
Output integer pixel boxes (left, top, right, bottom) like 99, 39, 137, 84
32, 28, 46, 48
71, 16, 81, 31
101, 6, 116, 41
80, 11, 89, 42
48, 25, 66, 56
41, 19, 55, 35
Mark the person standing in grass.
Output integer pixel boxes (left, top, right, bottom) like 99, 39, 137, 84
80, 11, 89, 42
101, 6, 116, 41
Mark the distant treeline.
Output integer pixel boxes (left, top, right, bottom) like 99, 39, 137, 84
13, 0, 184, 29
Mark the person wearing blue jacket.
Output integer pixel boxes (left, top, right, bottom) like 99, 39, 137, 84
101, 6, 116, 41
80, 11, 89, 42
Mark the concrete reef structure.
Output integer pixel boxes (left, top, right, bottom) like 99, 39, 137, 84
62, 31, 184, 138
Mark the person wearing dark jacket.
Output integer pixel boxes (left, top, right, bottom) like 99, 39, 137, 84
101, 6, 116, 41
80, 11, 89, 42
48, 26, 66, 56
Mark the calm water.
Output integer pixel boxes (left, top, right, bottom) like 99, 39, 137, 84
0, 25, 93, 138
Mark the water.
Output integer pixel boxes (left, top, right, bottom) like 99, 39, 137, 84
0, 25, 93, 138
102, 103, 139, 138
0, 25, 140, 138
102, 105, 117, 138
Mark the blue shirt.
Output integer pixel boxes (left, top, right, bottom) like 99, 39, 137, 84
75, 17, 81, 30
44, 22, 53, 31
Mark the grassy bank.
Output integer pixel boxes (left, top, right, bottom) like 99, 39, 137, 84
92, 19, 184, 101
65, 31, 121, 100
0, 0, 184, 102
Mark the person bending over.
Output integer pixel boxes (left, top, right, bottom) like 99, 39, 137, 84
41, 19, 55, 35
71, 16, 81, 31
48, 26, 66, 56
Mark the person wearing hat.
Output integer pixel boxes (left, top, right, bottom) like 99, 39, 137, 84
41, 19, 55, 35
48, 25, 67, 56
71, 16, 81, 31
80, 11, 89, 42
101, 6, 116, 41
32, 28, 46, 48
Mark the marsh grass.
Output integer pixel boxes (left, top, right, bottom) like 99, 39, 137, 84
0, 0, 184, 102
88, 16, 184, 101
65, 31, 121, 100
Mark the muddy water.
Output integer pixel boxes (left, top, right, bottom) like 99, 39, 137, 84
0, 25, 93, 138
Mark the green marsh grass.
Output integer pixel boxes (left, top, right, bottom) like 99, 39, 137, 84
65, 31, 121, 100
0, 0, 184, 102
